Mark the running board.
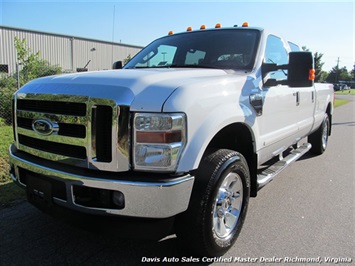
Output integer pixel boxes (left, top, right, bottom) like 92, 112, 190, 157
257, 143, 312, 189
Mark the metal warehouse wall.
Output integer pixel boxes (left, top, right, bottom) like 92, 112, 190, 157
0, 26, 143, 74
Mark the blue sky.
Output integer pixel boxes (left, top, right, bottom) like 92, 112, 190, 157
1, 0, 354, 71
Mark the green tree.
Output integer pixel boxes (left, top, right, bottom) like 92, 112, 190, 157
123, 54, 132, 65
0, 74, 17, 124
14, 37, 62, 86
318, 70, 328, 83
314, 52, 325, 82
326, 66, 351, 83
302, 47, 325, 82
0, 38, 63, 124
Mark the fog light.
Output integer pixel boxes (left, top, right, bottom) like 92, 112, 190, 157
112, 191, 125, 209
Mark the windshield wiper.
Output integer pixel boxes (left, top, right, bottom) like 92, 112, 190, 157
125, 64, 218, 69
125, 65, 172, 69
169, 64, 217, 69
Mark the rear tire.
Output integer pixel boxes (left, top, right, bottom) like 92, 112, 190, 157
175, 149, 250, 256
309, 113, 330, 155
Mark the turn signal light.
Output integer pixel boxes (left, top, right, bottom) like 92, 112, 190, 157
136, 131, 182, 144
309, 69, 316, 80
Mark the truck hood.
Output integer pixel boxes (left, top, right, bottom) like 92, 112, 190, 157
19, 68, 244, 111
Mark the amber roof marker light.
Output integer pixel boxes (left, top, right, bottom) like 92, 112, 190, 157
169, 22, 250, 35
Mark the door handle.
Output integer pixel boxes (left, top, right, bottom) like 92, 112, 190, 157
293, 92, 300, 106
250, 93, 263, 116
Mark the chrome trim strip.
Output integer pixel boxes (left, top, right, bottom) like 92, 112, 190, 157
10, 148, 194, 218
18, 144, 74, 161
17, 128, 88, 146
17, 110, 88, 125
17, 144, 89, 168
16, 83, 135, 106
13, 94, 19, 148
16, 92, 89, 103
90, 105, 97, 160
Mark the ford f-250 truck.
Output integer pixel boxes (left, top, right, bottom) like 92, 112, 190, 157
9, 23, 334, 256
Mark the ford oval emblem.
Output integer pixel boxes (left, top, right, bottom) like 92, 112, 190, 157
32, 119, 59, 136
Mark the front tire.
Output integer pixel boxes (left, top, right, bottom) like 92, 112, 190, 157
176, 149, 250, 256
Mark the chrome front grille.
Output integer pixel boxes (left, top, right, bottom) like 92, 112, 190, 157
14, 93, 130, 172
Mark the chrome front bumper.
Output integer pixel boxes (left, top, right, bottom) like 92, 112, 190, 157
9, 145, 194, 218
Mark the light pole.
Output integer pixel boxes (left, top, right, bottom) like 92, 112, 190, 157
90, 47, 96, 70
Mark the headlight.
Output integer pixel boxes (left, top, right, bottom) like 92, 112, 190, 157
133, 113, 186, 172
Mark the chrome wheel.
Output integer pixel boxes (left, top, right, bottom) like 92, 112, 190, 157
212, 172, 243, 239
321, 119, 329, 150
309, 113, 330, 155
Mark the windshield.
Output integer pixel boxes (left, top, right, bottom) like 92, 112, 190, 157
124, 29, 261, 70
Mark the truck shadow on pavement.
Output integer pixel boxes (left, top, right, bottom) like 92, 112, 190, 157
332, 121, 355, 126
0, 202, 211, 265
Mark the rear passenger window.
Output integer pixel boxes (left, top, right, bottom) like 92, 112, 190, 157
288, 41, 301, 51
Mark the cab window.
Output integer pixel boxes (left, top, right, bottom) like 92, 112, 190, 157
185, 49, 206, 65
264, 35, 288, 80
125, 29, 261, 70
135, 45, 177, 67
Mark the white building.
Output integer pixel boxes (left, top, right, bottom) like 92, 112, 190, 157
0, 25, 143, 74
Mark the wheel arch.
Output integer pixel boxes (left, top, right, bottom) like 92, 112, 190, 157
204, 122, 258, 197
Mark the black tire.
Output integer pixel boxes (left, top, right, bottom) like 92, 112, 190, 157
309, 113, 330, 155
175, 149, 250, 256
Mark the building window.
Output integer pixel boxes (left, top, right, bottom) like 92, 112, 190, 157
0, 64, 9, 73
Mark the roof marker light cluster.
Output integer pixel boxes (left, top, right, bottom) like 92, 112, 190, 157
168, 22, 249, 35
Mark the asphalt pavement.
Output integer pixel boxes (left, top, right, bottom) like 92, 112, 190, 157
1, 100, 354, 266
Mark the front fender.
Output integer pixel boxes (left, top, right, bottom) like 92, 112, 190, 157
162, 75, 257, 172
178, 106, 254, 172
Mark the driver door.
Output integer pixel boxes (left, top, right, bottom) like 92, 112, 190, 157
257, 35, 299, 162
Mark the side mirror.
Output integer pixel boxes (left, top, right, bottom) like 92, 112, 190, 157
288, 52, 314, 87
112, 61, 123, 69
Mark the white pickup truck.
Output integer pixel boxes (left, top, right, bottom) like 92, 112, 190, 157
9, 23, 334, 256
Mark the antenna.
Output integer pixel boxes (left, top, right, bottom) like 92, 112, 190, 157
112, 5, 116, 63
